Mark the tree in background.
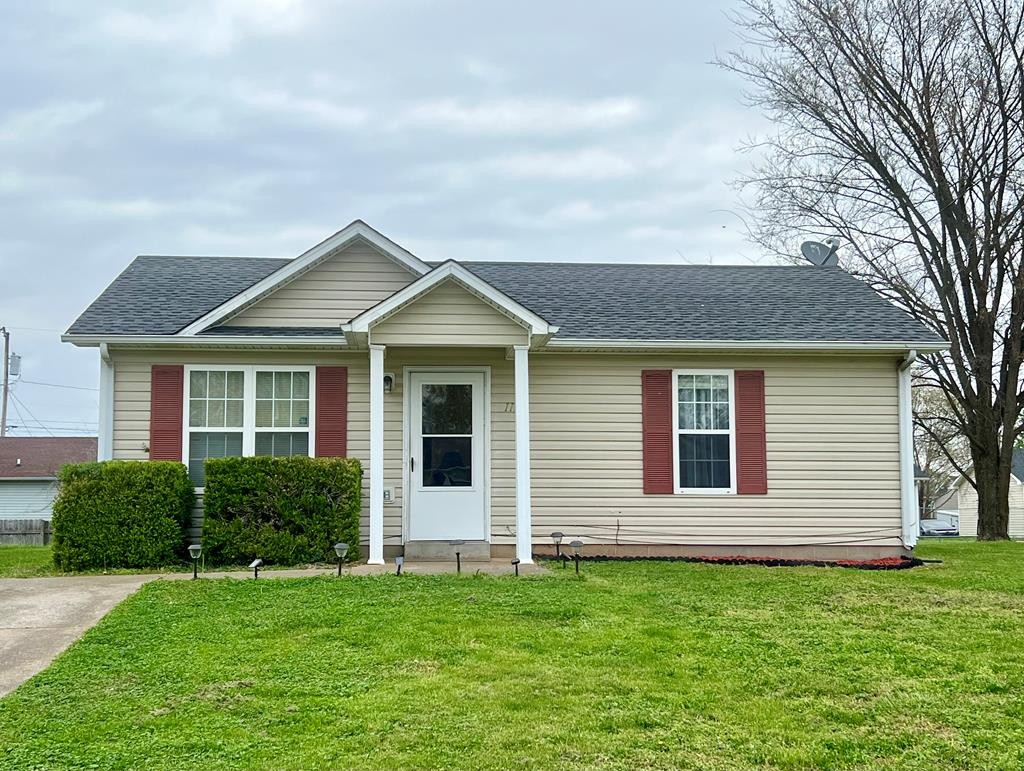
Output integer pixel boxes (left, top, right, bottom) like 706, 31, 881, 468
723, 0, 1024, 538
914, 387, 970, 516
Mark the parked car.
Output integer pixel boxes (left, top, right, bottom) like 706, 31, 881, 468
920, 518, 959, 537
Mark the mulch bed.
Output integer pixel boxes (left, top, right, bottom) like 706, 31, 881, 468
554, 554, 926, 570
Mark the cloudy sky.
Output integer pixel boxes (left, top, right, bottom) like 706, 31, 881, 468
0, 0, 773, 436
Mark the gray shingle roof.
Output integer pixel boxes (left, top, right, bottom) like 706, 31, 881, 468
67, 255, 289, 335
463, 262, 943, 343
66, 255, 943, 344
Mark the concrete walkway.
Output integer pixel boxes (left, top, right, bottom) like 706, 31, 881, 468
0, 574, 150, 697
0, 559, 545, 697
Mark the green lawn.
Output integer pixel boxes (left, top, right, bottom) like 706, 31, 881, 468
2, 540, 1023, 770
0, 545, 57, 577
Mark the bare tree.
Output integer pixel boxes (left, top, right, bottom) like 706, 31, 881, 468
722, 0, 1024, 538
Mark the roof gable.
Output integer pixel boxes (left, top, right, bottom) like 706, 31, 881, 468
344, 261, 557, 344
225, 240, 418, 328
177, 220, 430, 335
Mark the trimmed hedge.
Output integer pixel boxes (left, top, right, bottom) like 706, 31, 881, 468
201, 456, 362, 566
52, 461, 194, 571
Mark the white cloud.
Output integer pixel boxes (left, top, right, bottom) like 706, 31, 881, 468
230, 83, 368, 129
96, 0, 313, 56
393, 96, 645, 136
0, 100, 104, 143
483, 148, 638, 180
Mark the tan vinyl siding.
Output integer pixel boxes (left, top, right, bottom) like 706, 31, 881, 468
957, 479, 1024, 538
109, 348, 902, 549
370, 281, 529, 346
527, 353, 903, 547
227, 242, 416, 327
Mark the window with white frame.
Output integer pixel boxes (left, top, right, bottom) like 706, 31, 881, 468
674, 370, 735, 493
185, 366, 314, 487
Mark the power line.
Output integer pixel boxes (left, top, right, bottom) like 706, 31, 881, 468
9, 392, 54, 437
17, 379, 98, 392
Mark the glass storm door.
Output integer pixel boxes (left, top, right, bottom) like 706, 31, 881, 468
408, 371, 486, 541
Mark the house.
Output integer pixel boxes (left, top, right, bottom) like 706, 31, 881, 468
0, 437, 98, 543
957, 448, 1024, 538
62, 220, 947, 562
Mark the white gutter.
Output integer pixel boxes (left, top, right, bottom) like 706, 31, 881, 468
62, 334, 347, 348
898, 349, 919, 548
97, 343, 114, 461
541, 338, 949, 353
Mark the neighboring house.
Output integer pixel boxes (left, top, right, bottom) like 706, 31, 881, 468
0, 437, 98, 519
957, 448, 1024, 538
62, 220, 947, 562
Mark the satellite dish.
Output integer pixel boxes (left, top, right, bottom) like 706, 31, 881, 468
800, 239, 840, 267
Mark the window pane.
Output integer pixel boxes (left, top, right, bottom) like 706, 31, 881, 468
188, 431, 242, 486
207, 400, 225, 427
422, 436, 472, 486
226, 371, 244, 398
225, 399, 244, 427
275, 372, 290, 398
188, 399, 206, 427
679, 434, 731, 489
694, 402, 712, 430
422, 384, 472, 434
189, 371, 207, 398
256, 372, 274, 399
679, 402, 696, 431
208, 371, 225, 398
292, 372, 309, 399
713, 402, 730, 430
255, 399, 273, 427
712, 375, 729, 390
254, 432, 309, 457
292, 399, 309, 428
273, 400, 289, 427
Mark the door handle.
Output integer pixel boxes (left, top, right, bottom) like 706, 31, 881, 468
410, 457, 415, 472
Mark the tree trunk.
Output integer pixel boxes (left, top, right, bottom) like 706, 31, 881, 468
973, 446, 1011, 540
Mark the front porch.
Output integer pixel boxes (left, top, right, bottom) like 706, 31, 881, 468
362, 345, 536, 565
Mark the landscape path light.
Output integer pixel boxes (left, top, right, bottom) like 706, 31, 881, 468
188, 544, 202, 580
334, 542, 349, 577
250, 558, 263, 579
449, 539, 465, 574
512, 558, 520, 577
551, 532, 564, 558
570, 540, 584, 574
395, 555, 404, 576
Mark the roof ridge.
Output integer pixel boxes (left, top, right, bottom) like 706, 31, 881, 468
455, 260, 816, 269
135, 254, 293, 261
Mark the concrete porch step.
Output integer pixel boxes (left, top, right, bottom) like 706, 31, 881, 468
403, 540, 491, 561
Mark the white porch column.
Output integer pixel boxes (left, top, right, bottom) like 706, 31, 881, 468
97, 344, 114, 461
368, 344, 386, 564
514, 345, 533, 563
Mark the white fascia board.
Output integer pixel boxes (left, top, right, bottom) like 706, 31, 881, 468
62, 334, 347, 348
347, 260, 556, 336
540, 338, 950, 353
176, 220, 430, 336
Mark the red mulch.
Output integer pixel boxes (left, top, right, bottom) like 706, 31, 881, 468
559, 554, 925, 570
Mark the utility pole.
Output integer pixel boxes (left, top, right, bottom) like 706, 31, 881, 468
0, 326, 8, 438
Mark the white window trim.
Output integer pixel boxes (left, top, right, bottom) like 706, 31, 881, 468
671, 368, 737, 495
182, 364, 316, 490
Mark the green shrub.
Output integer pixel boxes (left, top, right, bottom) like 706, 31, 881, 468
52, 461, 194, 571
201, 456, 362, 566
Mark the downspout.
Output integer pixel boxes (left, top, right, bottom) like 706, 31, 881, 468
898, 350, 918, 549
97, 343, 114, 461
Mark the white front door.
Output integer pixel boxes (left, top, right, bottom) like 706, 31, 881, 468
408, 371, 487, 541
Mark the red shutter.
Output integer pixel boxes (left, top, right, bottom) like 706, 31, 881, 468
641, 369, 673, 494
150, 365, 184, 460
315, 366, 348, 457
735, 370, 767, 494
